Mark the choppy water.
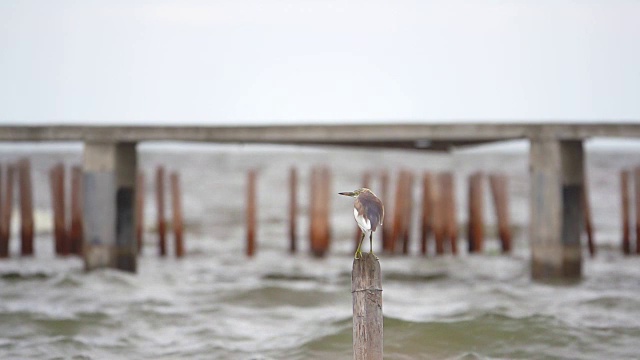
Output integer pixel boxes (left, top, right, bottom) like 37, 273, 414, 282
1, 142, 640, 359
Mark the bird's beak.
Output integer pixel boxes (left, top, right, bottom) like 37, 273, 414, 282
339, 191, 355, 197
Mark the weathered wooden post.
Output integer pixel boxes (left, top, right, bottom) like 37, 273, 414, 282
440, 172, 457, 254
352, 253, 383, 360
310, 166, 331, 257
0, 165, 11, 258
18, 158, 34, 256
581, 175, 595, 257
83, 142, 137, 272
467, 172, 484, 253
401, 171, 414, 255
489, 173, 512, 253
420, 172, 433, 255
49, 164, 67, 255
433, 174, 445, 255
390, 171, 409, 253
289, 167, 297, 253
246, 169, 257, 257
309, 167, 318, 255
135, 171, 145, 254
354, 171, 372, 252
69, 166, 83, 256
621, 170, 631, 255
170, 172, 184, 258
156, 166, 167, 257
379, 170, 391, 252
321, 167, 332, 254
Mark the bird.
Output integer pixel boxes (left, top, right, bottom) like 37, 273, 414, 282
339, 188, 384, 260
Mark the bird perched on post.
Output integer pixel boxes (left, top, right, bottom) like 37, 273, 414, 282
339, 188, 384, 259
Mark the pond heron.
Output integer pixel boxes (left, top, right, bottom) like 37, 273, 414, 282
339, 188, 384, 259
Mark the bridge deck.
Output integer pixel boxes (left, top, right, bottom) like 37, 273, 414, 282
0, 123, 638, 150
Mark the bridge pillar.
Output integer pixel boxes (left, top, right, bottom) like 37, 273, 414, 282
529, 138, 584, 281
83, 142, 137, 272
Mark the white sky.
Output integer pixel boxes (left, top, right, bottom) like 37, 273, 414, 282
1, 0, 639, 125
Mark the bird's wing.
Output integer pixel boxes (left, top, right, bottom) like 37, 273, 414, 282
354, 207, 371, 232
358, 192, 384, 232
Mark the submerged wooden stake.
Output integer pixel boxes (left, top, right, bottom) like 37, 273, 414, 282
390, 170, 410, 254
489, 174, 512, 253
440, 172, 457, 254
18, 159, 34, 256
156, 166, 167, 257
170, 172, 184, 258
379, 170, 391, 252
432, 175, 445, 255
352, 253, 383, 360
69, 166, 83, 256
0, 165, 7, 258
246, 169, 257, 257
420, 172, 433, 255
310, 166, 331, 257
401, 171, 414, 255
621, 170, 631, 255
467, 172, 484, 253
289, 167, 297, 253
49, 164, 66, 255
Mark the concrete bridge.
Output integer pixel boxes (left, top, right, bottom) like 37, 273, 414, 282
2, 122, 639, 281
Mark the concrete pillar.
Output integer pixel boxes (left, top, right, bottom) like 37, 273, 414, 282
529, 138, 584, 281
83, 142, 137, 272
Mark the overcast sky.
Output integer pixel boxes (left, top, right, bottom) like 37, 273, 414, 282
1, 1, 639, 125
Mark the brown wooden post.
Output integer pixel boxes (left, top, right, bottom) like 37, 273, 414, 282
170, 172, 184, 258
49, 164, 68, 256
621, 170, 631, 254
440, 172, 457, 254
246, 169, 257, 257
352, 252, 383, 360
289, 167, 297, 253
390, 171, 408, 254
489, 174, 512, 253
1, 164, 15, 258
420, 172, 433, 255
433, 174, 445, 255
309, 167, 318, 255
310, 166, 330, 257
401, 171, 414, 255
156, 166, 167, 257
322, 167, 332, 254
379, 170, 391, 252
135, 172, 145, 254
18, 159, 34, 256
467, 172, 484, 253
69, 166, 83, 256
354, 171, 372, 252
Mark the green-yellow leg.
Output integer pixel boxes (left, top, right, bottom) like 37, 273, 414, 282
369, 232, 378, 260
354, 231, 365, 259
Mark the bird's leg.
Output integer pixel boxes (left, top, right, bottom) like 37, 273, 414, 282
355, 231, 365, 259
369, 232, 378, 260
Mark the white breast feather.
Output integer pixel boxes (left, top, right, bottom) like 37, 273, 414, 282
354, 208, 371, 232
